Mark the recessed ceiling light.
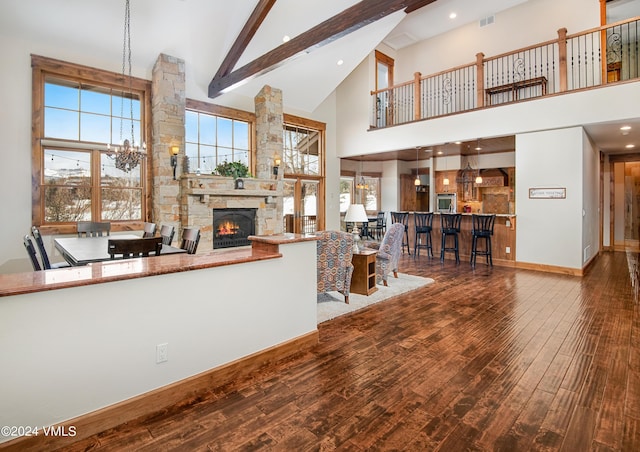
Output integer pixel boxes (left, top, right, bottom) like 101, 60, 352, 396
337, 59, 344, 66
455, 141, 461, 144
449, 12, 457, 19
475, 147, 482, 151
620, 125, 632, 131
282, 35, 290, 43
626, 144, 635, 149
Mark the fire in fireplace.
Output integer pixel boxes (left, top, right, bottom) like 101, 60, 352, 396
212, 208, 256, 249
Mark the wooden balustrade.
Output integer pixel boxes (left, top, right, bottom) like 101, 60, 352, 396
371, 17, 640, 128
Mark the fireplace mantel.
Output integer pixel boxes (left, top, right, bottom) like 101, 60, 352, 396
180, 174, 283, 246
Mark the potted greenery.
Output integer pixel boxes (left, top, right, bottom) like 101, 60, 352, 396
213, 161, 252, 189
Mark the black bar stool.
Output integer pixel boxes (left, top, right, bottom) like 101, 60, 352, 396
414, 212, 434, 257
471, 214, 496, 267
440, 213, 462, 263
391, 211, 411, 255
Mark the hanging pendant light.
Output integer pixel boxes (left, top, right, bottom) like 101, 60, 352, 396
107, 0, 146, 173
475, 140, 483, 184
414, 147, 421, 186
443, 148, 450, 187
356, 157, 368, 190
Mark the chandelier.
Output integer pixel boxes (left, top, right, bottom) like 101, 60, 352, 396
107, 0, 145, 172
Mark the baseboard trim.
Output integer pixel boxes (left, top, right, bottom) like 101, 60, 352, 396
0, 330, 319, 452
515, 260, 584, 276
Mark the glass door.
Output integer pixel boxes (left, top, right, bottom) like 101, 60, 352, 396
283, 178, 319, 234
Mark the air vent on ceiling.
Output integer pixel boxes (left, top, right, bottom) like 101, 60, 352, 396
480, 15, 495, 27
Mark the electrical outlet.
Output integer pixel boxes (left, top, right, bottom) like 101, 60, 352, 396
506, 247, 511, 254
156, 343, 168, 363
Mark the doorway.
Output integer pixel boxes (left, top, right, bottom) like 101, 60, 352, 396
613, 160, 640, 251
283, 178, 321, 234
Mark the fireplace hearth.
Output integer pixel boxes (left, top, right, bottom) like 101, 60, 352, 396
212, 208, 256, 249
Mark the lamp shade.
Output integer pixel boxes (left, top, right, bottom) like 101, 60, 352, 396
344, 204, 368, 223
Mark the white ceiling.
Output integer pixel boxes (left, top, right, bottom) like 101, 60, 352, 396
1, 0, 638, 156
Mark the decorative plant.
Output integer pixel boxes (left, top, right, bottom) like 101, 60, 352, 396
213, 161, 252, 179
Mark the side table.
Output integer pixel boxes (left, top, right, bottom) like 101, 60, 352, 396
351, 248, 378, 296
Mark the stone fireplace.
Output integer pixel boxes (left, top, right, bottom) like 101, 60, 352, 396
180, 174, 282, 249
212, 208, 256, 249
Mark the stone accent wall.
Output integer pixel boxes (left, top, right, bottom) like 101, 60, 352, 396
255, 86, 284, 180
150, 54, 284, 250
151, 53, 185, 236
180, 175, 280, 247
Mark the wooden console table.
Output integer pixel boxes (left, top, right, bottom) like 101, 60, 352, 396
351, 249, 378, 296
485, 76, 547, 105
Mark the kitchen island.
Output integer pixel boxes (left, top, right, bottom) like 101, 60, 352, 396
402, 212, 516, 265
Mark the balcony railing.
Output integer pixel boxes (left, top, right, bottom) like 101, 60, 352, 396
370, 17, 640, 129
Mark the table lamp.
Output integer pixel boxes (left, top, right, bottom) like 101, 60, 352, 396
344, 204, 368, 253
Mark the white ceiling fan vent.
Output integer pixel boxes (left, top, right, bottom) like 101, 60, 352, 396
480, 15, 496, 28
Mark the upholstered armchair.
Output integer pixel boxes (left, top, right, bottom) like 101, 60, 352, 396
363, 223, 404, 286
317, 230, 355, 303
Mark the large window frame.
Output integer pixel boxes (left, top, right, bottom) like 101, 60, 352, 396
185, 99, 256, 175
32, 55, 152, 234
282, 114, 326, 232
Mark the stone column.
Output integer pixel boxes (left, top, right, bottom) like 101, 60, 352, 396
255, 85, 284, 233
151, 54, 185, 236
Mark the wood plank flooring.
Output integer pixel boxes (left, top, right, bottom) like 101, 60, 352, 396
60, 251, 640, 451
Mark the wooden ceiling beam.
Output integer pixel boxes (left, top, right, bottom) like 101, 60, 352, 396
213, 0, 276, 80
208, 0, 437, 98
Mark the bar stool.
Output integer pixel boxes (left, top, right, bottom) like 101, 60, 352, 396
440, 213, 462, 263
471, 214, 496, 267
414, 212, 434, 257
391, 211, 411, 255
375, 211, 386, 239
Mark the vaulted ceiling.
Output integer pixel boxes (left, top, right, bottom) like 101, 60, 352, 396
0, 0, 530, 113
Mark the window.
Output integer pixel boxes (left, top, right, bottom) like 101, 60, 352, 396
185, 100, 254, 174
375, 50, 394, 91
282, 123, 321, 176
282, 114, 326, 232
341, 172, 381, 215
32, 56, 151, 230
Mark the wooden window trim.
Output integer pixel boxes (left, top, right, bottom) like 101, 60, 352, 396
31, 55, 152, 234
283, 114, 326, 231
185, 99, 257, 175
375, 50, 394, 89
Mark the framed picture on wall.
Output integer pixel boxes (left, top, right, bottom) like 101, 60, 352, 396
528, 187, 566, 199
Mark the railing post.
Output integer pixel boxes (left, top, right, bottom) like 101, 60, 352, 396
414, 72, 422, 121
476, 53, 485, 108
558, 28, 568, 92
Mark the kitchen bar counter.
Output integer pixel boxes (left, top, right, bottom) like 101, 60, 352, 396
403, 212, 516, 264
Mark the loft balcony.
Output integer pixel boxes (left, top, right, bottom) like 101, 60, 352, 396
370, 17, 640, 130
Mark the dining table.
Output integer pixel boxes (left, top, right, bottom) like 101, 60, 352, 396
54, 234, 187, 266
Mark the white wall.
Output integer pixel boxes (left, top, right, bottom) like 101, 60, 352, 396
582, 130, 600, 264
0, 240, 317, 441
394, 0, 599, 82
515, 128, 584, 268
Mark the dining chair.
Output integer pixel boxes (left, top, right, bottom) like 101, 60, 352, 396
77, 221, 111, 237
375, 211, 386, 239
108, 236, 163, 259
143, 222, 157, 238
31, 226, 71, 269
180, 227, 201, 254
23, 235, 42, 271
160, 225, 175, 245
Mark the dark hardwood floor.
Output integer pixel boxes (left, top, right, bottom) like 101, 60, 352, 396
61, 251, 639, 451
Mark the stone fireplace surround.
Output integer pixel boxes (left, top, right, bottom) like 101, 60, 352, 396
180, 174, 283, 249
